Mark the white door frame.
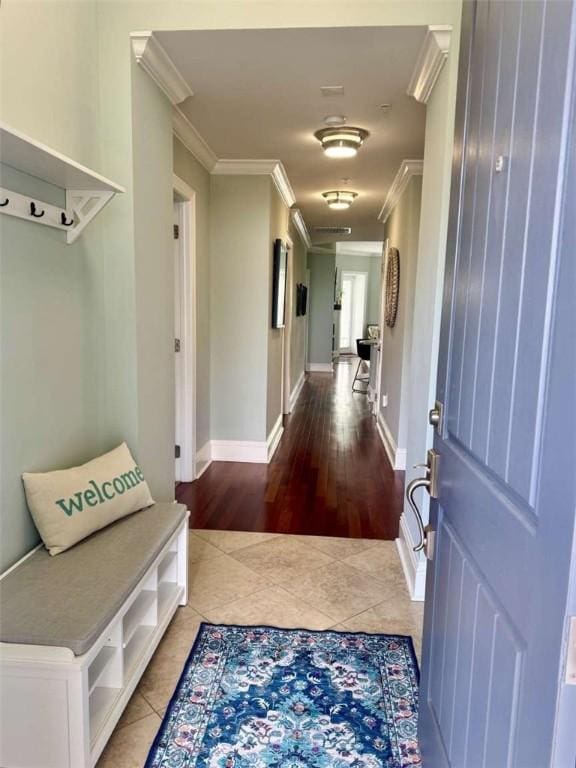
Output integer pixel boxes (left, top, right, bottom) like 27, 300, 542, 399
173, 174, 196, 482
282, 236, 293, 414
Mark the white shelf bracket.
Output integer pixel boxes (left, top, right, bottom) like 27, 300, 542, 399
0, 122, 124, 244
66, 190, 115, 244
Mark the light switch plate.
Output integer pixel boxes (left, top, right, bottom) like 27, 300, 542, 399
382, 395, 388, 407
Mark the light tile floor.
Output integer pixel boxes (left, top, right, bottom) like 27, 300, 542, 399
97, 530, 424, 767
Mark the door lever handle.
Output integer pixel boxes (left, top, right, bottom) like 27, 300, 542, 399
405, 477, 431, 552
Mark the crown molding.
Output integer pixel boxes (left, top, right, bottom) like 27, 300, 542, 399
407, 25, 452, 104
130, 32, 193, 105
291, 208, 312, 249
378, 160, 424, 224
212, 159, 296, 209
172, 108, 218, 172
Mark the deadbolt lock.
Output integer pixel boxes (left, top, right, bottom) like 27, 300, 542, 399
429, 400, 444, 434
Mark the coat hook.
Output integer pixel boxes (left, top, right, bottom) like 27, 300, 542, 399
0, 198, 8, 207
30, 202, 45, 218
61, 212, 74, 227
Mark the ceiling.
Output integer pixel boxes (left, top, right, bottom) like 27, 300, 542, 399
156, 26, 427, 244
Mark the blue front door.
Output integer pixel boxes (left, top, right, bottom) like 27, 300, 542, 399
418, 1, 576, 765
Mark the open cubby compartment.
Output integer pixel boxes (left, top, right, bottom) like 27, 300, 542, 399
158, 547, 178, 585
122, 589, 157, 650
88, 623, 123, 745
89, 685, 122, 747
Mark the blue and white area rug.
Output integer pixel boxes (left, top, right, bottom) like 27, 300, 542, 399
145, 623, 421, 768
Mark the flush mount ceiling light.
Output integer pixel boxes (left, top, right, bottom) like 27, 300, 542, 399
322, 190, 358, 210
314, 127, 369, 159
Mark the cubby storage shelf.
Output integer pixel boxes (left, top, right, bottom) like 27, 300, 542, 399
122, 590, 157, 649
0, 122, 124, 244
88, 646, 117, 695
0, 511, 189, 768
89, 686, 122, 745
158, 550, 177, 583
158, 581, 181, 620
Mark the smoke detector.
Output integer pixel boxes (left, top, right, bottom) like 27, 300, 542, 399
324, 115, 347, 127
320, 85, 345, 97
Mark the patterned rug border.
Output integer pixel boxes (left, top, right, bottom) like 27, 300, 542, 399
144, 622, 420, 767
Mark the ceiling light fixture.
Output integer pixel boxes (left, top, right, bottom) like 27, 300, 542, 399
314, 127, 369, 159
322, 190, 358, 210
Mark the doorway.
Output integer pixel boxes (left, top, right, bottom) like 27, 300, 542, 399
338, 271, 367, 353
282, 237, 293, 414
173, 175, 197, 483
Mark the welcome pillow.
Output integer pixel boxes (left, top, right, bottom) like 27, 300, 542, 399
22, 443, 154, 556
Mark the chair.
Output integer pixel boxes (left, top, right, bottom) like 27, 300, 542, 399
352, 339, 372, 393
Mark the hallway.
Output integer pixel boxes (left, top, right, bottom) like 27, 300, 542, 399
177, 359, 404, 539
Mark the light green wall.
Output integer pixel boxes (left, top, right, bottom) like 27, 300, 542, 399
403, 36, 461, 545
132, 61, 175, 500
267, 184, 289, 435
173, 139, 212, 452
0, 167, 103, 569
307, 252, 336, 366
209, 175, 271, 442
0, 1, 100, 167
288, 222, 308, 393
379, 176, 423, 449
0, 0, 461, 569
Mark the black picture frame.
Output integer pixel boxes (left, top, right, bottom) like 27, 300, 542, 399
272, 238, 288, 328
296, 283, 304, 316
301, 285, 308, 316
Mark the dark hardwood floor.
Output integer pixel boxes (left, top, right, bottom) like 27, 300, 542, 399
176, 358, 404, 539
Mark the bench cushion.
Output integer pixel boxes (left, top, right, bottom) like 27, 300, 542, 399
0, 503, 188, 656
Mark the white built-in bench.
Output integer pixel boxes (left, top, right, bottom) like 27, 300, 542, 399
0, 502, 189, 768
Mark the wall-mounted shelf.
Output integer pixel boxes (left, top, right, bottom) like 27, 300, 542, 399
0, 122, 124, 244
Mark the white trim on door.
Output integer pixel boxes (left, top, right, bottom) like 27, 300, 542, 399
173, 174, 197, 483
282, 236, 293, 414
395, 513, 426, 601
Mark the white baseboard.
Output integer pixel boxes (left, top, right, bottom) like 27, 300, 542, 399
376, 412, 407, 470
288, 371, 305, 412
195, 441, 212, 479
204, 420, 284, 466
306, 362, 333, 373
210, 439, 267, 463
396, 513, 427, 601
267, 414, 284, 462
